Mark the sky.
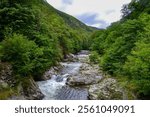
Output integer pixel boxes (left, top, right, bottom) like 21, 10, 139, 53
46, 0, 131, 28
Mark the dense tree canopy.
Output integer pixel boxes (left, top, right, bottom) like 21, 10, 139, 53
0, 0, 94, 80
90, 0, 150, 99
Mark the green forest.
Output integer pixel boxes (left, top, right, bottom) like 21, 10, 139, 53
0, 0, 94, 77
90, 0, 150, 99
0, 0, 149, 99
0, 0, 94, 99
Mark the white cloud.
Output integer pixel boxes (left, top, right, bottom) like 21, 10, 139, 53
46, 0, 131, 28
90, 23, 103, 28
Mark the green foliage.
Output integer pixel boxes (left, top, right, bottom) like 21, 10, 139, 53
123, 26, 150, 98
0, 87, 14, 100
0, 4, 38, 40
90, 1, 150, 98
89, 51, 100, 64
0, 79, 17, 100
98, 19, 143, 75
122, 0, 150, 19
0, 33, 64, 78
0, 0, 94, 81
90, 30, 106, 54
124, 39, 150, 79
0, 34, 40, 76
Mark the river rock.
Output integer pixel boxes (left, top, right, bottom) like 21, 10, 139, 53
41, 66, 62, 81
55, 75, 64, 82
77, 50, 90, 55
77, 54, 89, 63
64, 53, 78, 62
77, 50, 90, 63
66, 63, 103, 86
67, 74, 103, 86
89, 78, 123, 100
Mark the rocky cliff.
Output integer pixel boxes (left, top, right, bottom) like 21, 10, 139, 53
0, 62, 44, 99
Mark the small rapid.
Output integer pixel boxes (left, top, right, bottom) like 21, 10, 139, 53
37, 74, 67, 100
37, 51, 89, 100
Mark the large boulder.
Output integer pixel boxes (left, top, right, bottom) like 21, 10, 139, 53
89, 78, 123, 100
22, 78, 44, 100
66, 74, 102, 86
66, 63, 103, 86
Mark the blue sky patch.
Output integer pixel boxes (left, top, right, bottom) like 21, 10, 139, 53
77, 13, 109, 28
47, 0, 131, 28
62, 0, 73, 5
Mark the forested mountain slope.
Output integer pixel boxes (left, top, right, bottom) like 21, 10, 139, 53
0, 0, 94, 76
0, 0, 95, 99
90, 0, 150, 99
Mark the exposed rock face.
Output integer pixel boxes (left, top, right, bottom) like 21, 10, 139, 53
22, 78, 44, 100
89, 78, 123, 100
0, 62, 14, 87
0, 62, 44, 100
8, 78, 44, 100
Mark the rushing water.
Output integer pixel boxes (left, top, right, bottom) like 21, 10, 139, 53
37, 51, 89, 100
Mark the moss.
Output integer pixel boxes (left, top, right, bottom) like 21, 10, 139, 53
0, 79, 22, 100
0, 87, 13, 100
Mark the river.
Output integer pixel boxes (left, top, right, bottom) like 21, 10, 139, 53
37, 50, 89, 100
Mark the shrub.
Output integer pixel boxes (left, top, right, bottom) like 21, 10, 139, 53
0, 34, 41, 76
89, 51, 100, 64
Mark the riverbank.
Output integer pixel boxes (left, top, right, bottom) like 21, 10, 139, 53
0, 50, 131, 100
38, 50, 125, 100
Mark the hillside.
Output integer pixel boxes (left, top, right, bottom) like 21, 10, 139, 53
0, 0, 95, 99
90, 0, 150, 99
